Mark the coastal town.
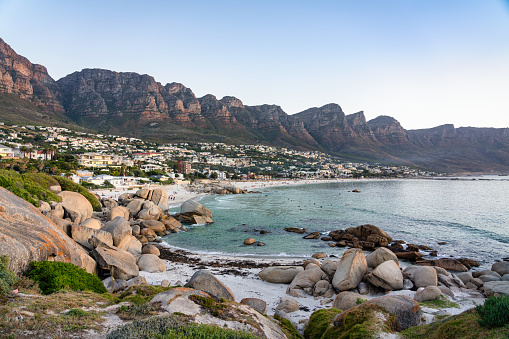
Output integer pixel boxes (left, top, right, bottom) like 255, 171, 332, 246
0, 123, 439, 190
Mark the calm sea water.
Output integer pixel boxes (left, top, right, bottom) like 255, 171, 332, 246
165, 178, 509, 269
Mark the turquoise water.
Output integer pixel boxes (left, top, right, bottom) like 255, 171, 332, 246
165, 178, 509, 268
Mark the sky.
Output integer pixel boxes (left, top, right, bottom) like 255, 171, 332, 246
0, 0, 508, 130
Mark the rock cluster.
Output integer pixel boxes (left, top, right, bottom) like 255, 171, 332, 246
327, 224, 393, 250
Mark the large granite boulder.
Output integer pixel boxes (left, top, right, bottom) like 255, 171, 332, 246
258, 266, 304, 284
80, 218, 101, 230
135, 188, 151, 199
140, 220, 166, 233
101, 198, 118, 209
483, 281, 509, 296
137, 201, 163, 220
366, 247, 399, 269
185, 270, 235, 301
71, 225, 113, 250
332, 248, 368, 291
179, 199, 213, 224
365, 260, 403, 290
137, 254, 166, 273
345, 224, 393, 247
0, 187, 96, 275
413, 266, 438, 288
126, 236, 142, 259
101, 216, 132, 250
275, 297, 299, 313
333, 291, 368, 311
334, 295, 422, 331
240, 298, 267, 314
287, 265, 328, 297
414, 286, 442, 302
150, 189, 169, 211
416, 258, 468, 272
57, 191, 93, 224
161, 216, 183, 232
126, 199, 144, 216
91, 244, 139, 280
321, 259, 339, 278
107, 206, 130, 221
492, 262, 509, 277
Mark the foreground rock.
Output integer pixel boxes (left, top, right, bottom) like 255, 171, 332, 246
0, 187, 96, 275
185, 270, 235, 301
258, 266, 304, 284
332, 248, 368, 291
57, 191, 93, 224
92, 244, 139, 280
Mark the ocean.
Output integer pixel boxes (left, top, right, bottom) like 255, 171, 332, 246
165, 177, 509, 269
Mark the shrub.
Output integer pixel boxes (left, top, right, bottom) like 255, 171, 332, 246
53, 176, 102, 212
107, 313, 260, 339
0, 170, 61, 207
0, 256, 18, 295
26, 261, 107, 295
476, 295, 509, 328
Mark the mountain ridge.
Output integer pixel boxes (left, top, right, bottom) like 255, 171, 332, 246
1, 37, 508, 173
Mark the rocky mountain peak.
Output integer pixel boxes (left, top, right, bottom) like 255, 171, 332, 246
220, 96, 244, 108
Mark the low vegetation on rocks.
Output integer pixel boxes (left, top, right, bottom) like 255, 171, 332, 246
0, 170, 61, 207
476, 295, 509, 329
304, 308, 342, 339
0, 256, 18, 296
106, 313, 261, 339
53, 175, 102, 211
27, 261, 107, 295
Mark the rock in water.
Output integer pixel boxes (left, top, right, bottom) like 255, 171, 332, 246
332, 248, 368, 291
185, 270, 235, 301
57, 191, 93, 224
0, 187, 97, 275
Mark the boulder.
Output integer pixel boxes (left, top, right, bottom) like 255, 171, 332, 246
57, 191, 93, 225
135, 188, 151, 199
48, 214, 72, 236
334, 295, 422, 331
185, 270, 235, 301
161, 217, 182, 231
38, 201, 51, 213
395, 251, 424, 261
101, 216, 132, 250
313, 280, 335, 298
140, 220, 166, 233
492, 262, 509, 276
333, 291, 368, 311
275, 297, 300, 313
137, 254, 166, 273
126, 199, 144, 216
80, 218, 102, 230
366, 247, 399, 269
150, 287, 211, 315
101, 198, 118, 209
92, 245, 139, 280
365, 260, 403, 290
131, 225, 140, 236
303, 232, 321, 239
240, 298, 267, 314
284, 227, 306, 234
258, 266, 304, 284
312, 252, 327, 259
180, 199, 213, 222
414, 286, 442, 302
107, 206, 130, 221
48, 203, 65, 219
142, 244, 160, 256
413, 266, 438, 288
416, 258, 468, 272
244, 238, 256, 245
0, 187, 97, 275
140, 228, 157, 242
345, 224, 392, 246
321, 259, 339, 278
332, 248, 368, 291
71, 225, 113, 250
126, 236, 142, 259
137, 203, 163, 221
150, 189, 169, 211
287, 266, 328, 297
456, 272, 474, 285
479, 275, 500, 282
303, 258, 321, 267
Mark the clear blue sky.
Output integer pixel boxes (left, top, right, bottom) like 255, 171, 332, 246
1, 0, 508, 129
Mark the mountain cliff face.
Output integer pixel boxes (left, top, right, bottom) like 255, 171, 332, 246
0, 38, 64, 114
1, 37, 509, 173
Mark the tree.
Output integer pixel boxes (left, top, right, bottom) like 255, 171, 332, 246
210, 172, 218, 179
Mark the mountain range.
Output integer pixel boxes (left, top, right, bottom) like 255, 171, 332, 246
1, 37, 508, 173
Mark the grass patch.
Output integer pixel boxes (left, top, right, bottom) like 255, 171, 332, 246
107, 313, 260, 339
419, 295, 460, 309
27, 261, 107, 295
116, 302, 163, 321
401, 308, 509, 339
117, 285, 173, 304
274, 314, 304, 339
0, 169, 61, 207
304, 308, 342, 339
477, 295, 509, 329
189, 295, 230, 319
53, 175, 102, 212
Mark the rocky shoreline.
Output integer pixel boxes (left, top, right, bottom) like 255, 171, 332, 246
2, 182, 509, 337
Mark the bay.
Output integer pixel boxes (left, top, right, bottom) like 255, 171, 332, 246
165, 178, 509, 269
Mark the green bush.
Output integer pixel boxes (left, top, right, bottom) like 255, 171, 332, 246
0, 170, 61, 207
26, 261, 107, 295
107, 313, 260, 339
0, 256, 18, 295
477, 295, 509, 328
304, 308, 342, 339
53, 176, 102, 212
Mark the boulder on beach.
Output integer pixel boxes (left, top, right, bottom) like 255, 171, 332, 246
258, 266, 304, 284
137, 254, 166, 273
332, 248, 368, 292
107, 206, 130, 221
365, 260, 403, 291
275, 297, 299, 313
333, 291, 368, 311
92, 245, 139, 280
492, 262, 509, 276
71, 225, 113, 250
140, 220, 166, 233
366, 247, 399, 269
57, 191, 93, 225
185, 270, 235, 301
413, 266, 438, 288
150, 188, 169, 211
101, 216, 132, 251
414, 286, 442, 302
287, 265, 328, 298
126, 199, 145, 216
178, 199, 213, 224
80, 218, 102, 230
240, 298, 267, 314
416, 258, 468, 272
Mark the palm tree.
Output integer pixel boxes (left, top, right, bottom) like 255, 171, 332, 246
19, 146, 28, 159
